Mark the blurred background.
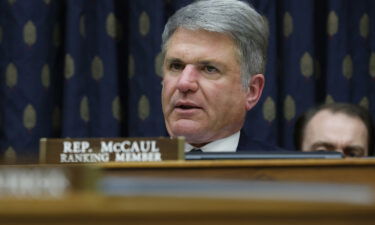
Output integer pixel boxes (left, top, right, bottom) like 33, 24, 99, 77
0, 0, 374, 159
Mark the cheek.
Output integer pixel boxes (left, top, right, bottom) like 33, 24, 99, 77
162, 79, 174, 98
223, 87, 247, 108
162, 78, 178, 112
206, 85, 246, 115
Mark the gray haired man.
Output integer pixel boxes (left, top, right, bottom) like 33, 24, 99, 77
161, 0, 281, 152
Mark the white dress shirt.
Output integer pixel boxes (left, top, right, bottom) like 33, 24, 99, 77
185, 131, 240, 153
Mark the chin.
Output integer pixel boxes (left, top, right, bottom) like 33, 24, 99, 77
169, 121, 205, 140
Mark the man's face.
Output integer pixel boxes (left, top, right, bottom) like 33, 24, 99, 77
161, 28, 262, 146
302, 110, 369, 157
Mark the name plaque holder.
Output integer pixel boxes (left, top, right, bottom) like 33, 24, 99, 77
39, 137, 185, 164
0, 165, 99, 198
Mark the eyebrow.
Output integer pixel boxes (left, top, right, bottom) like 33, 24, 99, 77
164, 57, 223, 66
310, 142, 335, 150
164, 58, 184, 65
310, 141, 366, 154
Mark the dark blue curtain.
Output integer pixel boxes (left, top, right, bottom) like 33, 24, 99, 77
1, 0, 374, 160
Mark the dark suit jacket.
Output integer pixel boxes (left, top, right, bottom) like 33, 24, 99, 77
236, 130, 284, 152
165, 129, 284, 151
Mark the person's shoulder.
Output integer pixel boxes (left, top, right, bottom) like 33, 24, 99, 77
237, 131, 286, 151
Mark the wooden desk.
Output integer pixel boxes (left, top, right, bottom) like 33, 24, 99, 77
2, 159, 375, 224
1, 195, 375, 225
101, 158, 375, 188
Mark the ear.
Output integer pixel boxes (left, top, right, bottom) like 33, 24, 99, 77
245, 74, 265, 111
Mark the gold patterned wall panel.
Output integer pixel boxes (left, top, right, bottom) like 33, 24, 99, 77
23, 104, 36, 130
300, 52, 313, 78
4, 147, 16, 164
64, 54, 75, 79
80, 15, 86, 38
369, 52, 375, 78
327, 11, 339, 37
262, 97, 276, 123
283, 12, 293, 38
53, 24, 61, 47
139, 11, 150, 36
91, 56, 104, 81
8, 0, 16, 5
325, 95, 335, 104
106, 13, 122, 40
41, 64, 50, 89
6, 63, 18, 88
128, 54, 135, 79
342, 55, 353, 79
106, 13, 116, 38
314, 59, 322, 79
138, 95, 150, 121
283, 95, 296, 121
155, 52, 163, 78
359, 14, 369, 39
112, 96, 122, 122
52, 107, 61, 131
359, 97, 369, 109
23, 20, 37, 46
116, 22, 123, 41
80, 96, 90, 123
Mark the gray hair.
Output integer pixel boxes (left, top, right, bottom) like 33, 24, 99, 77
161, 0, 269, 88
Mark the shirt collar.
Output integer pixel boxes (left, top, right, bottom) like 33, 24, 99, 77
184, 131, 240, 153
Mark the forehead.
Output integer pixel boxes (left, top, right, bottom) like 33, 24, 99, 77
164, 28, 239, 62
305, 110, 368, 145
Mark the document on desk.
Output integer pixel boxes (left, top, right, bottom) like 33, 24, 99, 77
185, 151, 344, 160
100, 176, 374, 205
0, 166, 99, 198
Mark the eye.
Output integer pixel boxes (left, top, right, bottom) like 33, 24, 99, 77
344, 147, 365, 157
169, 62, 185, 71
345, 150, 360, 157
203, 65, 219, 74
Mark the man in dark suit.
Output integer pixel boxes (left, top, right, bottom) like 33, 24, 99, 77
161, 0, 279, 152
294, 103, 374, 157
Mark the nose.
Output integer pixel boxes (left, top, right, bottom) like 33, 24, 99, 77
176, 64, 199, 93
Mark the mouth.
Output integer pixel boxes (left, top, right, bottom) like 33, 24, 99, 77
174, 102, 202, 111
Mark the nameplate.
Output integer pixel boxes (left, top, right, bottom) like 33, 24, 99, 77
39, 137, 185, 164
0, 166, 98, 198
